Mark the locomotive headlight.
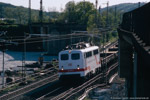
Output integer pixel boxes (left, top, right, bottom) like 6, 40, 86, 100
61, 66, 64, 70
77, 65, 80, 70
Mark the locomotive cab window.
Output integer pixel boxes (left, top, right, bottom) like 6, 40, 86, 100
93, 49, 99, 55
86, 51, 92, 58
61, 54, 69, 60
71, 53, 80, 60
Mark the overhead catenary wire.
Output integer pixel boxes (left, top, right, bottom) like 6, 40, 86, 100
18, 35, 88, 45
2, 35, 26, 38
1, 33, 86, 41
0, 32, 103, 45
0, 28, 113, 47
0, 33, 113, 47
3, 33, 88, 43
8, 31, 99, 41
1, 27, 112, 42
0, 35, 88, 47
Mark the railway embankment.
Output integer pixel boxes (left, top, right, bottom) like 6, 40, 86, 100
84, 74, 126, 100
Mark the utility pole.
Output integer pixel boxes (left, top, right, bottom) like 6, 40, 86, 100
22, 33, 30, 81
95, 0, 98, 13
0, 35, 17, 87
29, 0, 31, 25
39, 0, 43, 34
98, 6, 101, 27
68, 3, 71, 22
39, 0, 43, 24
83, 0, 85, 14
29, 0, 32, 34
99, 6, 101, 15
22, 33, 26, 81
138, 2, 141, 8
115, 6, 117, 26
0, 6, 3, 18
0, 32, 7, 88
1, 41, 5, 88
82, 0, 86, 27
106, 2, 109, 84
106, 1, 109, 27
105, 2, 108, 83
2, 46, 4, 88
102, 1, 109, 84
95, 0, 98, 26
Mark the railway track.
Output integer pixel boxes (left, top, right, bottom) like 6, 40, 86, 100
0, 67, 56, 91
77, 83, 109, 100
0, 71, 58, 100
61, 63, 118, 100
0, 41, 119, 100
37, 86, 73, 100
31, 41, 119, 100
37, 61, 118, 100
36, 86, 64, 100
100, 40, 118, 52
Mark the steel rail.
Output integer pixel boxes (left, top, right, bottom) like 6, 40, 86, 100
100, 40, 118, 52
49, 72, 103, 100
36, 86, 64, 100
0, 67, 56, 92
0, 39, 118, 100
51, 61, 118, 100
0, 74, 58, 100
78, 84, 107, 100
64, 62, 118, 100
50, 88, 74, 100
43, 44, 118, 100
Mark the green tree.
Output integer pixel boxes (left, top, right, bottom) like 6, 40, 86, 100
58, 1, 97, 29
87, 14, 97, 31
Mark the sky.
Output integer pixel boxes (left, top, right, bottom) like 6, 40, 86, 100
0, 0, 149, 12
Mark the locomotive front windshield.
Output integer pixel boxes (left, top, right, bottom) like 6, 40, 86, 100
71, 53, 80, 60
93, 49, 99, 55
61, 54, 69, 60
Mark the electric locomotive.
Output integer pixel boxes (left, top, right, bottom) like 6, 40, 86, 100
58, 42, 101, 81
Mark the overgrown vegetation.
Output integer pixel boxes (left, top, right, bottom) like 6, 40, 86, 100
0, 1, 145, 43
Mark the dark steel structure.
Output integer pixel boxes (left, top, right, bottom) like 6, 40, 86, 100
118, 2, 150, 98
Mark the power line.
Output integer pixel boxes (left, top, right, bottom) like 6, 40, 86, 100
0, 35, 111, 46
0, 35, 88, 47
1, 32, 95, 41
5, 34, 101, 45
2, 28, 112, 42
2, 33, 85, 41
0, 28, 113, 47
0, 33, 110, 48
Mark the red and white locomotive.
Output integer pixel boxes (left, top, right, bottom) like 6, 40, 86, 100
58, 42, 101, 80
